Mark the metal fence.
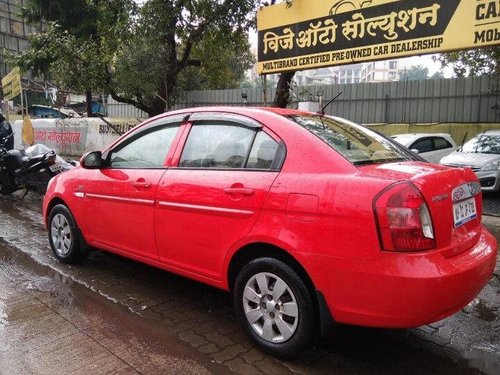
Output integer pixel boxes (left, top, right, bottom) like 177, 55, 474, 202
107, 76, 500, 124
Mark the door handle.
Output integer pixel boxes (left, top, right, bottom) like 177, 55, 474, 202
133, 181, 152, 189
223, 187, 255, 196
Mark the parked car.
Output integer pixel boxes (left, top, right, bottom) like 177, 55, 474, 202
43, 107, 497, 358
440, 130, 500, 192
391, 133, 458, 163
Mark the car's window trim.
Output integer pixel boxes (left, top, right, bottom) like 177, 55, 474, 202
189, 112, 262, 130
105, 120, 183, 169
177, 120, 283, 171
102, 114, 187, 161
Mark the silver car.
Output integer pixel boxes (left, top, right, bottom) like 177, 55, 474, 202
440, 130, 500, 192
391, 133, 457, 164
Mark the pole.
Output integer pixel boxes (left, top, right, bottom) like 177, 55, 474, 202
20, 84, 24, 118
262, 75, 267, 106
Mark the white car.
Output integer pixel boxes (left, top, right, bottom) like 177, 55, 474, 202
440, 130, 500, 192
391, 133, 458, 164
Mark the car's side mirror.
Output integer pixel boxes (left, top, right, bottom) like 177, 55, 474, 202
410, 148, 419, 154
81, 151, 103, 169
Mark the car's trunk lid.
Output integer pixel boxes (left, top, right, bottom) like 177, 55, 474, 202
359, 161, 482, 255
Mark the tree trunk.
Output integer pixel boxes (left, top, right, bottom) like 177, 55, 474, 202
85, 90, 93, 117
272, 71, 296, 108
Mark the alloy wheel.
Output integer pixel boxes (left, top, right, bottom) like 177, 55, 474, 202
50, 213, 73, 257
242, 272, 299, 343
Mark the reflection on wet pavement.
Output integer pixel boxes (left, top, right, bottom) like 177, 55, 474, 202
0, 239, 224, 374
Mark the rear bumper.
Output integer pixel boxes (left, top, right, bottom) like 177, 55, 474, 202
310, 227, 497, 328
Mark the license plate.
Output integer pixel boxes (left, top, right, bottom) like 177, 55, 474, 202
453, 197, 477, 227
49, 164, 62, 173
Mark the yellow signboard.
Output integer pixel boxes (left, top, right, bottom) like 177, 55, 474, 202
1, 67, 22, 100
257, 0, 500, 74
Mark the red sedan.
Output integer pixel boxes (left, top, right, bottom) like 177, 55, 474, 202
43, 107, 497, 358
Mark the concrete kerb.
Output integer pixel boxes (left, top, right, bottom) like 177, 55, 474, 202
482, 215, 500, 277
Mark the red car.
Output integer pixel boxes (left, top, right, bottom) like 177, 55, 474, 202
43, 107, 497, 358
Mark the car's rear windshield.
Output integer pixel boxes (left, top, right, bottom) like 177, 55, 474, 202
286, 114, 414, 165
461, 134, 500, 154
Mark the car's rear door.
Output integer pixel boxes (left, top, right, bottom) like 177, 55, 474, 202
81, 116, 183, 260
154, 113, 283, 280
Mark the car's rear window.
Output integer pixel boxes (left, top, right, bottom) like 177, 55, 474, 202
287, 114, 414, 165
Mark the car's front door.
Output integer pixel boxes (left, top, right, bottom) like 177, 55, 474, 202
154, 113, 283, 280
82, 118, 182, 260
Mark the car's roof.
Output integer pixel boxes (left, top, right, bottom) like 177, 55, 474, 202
481, 130, 500, 136
159, 106, 314, 118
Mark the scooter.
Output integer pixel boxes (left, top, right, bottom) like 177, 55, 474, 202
0, 133, 72, 196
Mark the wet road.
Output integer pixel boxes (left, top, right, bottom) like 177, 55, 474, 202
0, 193, 499, 374
483, 193, 500, 216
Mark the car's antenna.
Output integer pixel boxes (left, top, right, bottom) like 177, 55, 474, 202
318, 92, 342, 115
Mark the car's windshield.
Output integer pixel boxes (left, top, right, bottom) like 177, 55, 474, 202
287, 114, 414, 165
461, 134, 500, 154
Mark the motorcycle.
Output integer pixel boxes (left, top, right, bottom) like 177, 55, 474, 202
0, 133, 74, 196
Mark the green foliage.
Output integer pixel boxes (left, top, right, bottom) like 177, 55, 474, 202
399, 65, 429, 81
111, 0, 258, 115
11, 0, 258, 116
178, 29, 255, 91
434, 48, 500, 77
9, 0, 134, 95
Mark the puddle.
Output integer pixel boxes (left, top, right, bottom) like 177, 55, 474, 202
0, 238, 227, 374
465, 346, 500, 375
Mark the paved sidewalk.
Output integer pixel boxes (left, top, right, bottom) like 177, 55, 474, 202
0, 240, 226, 375
483, 215, 500, 276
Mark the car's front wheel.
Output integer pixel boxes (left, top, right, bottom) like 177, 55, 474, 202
233, 257, 315, 358
48, 204, 88, 264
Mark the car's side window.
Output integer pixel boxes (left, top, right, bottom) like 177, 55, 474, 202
411, 138, 433, 153
110, 125, 180, 168
433, 137, 453, 150
180, 123, 255, 168
247, 132, 279, 169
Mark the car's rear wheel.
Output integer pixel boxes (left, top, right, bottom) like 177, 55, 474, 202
48, 204, 88, 264
233, 257, 315, 358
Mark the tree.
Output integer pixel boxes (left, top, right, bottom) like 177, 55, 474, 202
398, 65, 429, 81
13, 0, 257, 117
178, 29, 255, 91
261, 0, 295, 108
433, 47, 500, 77
110, 0, 257, 116
11, 0, 134, 116
430, 71, 445, 79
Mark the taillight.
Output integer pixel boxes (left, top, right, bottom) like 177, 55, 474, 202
374, 182, 435, 252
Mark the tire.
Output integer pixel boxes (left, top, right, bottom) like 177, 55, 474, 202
0, 170, 16, 195
233, 257, 315, 358
48, 204, 88, 264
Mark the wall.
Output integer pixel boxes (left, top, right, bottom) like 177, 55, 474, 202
12, 116, 499, 158
13, 117, 140, 157
182, 77, 500, 124
107, 77, 500, 124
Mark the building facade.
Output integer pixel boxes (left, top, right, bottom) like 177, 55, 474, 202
0, 0, 38, 78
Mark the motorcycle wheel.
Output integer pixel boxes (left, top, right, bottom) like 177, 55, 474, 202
0, 171, 16, 195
